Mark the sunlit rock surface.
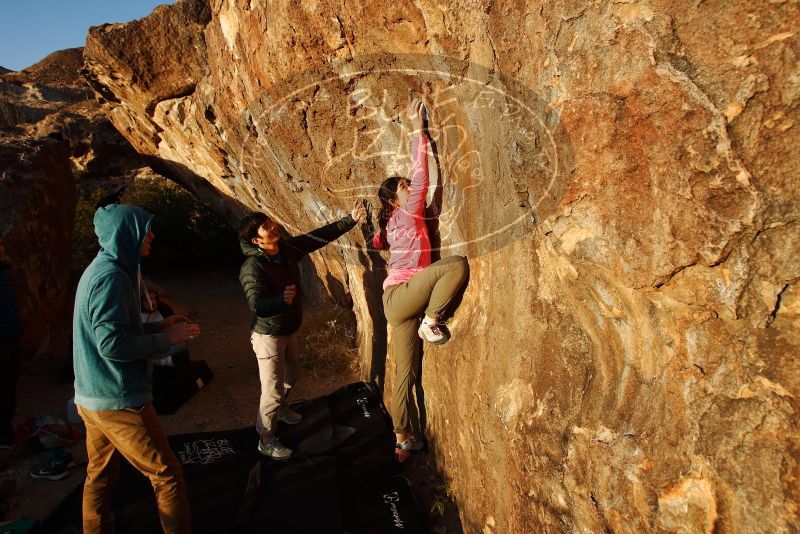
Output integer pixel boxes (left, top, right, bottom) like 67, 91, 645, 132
82, 1, 799, 531
0, 48, 158, 184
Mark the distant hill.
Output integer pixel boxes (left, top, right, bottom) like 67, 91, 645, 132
1, 47, 92, 130
5, 48, 85, 86
0, 66, 11, 75
0, 45, 142, 180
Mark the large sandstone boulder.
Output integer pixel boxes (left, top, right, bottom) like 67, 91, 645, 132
0, 49, 92, 128
0, 137, 75, 350
82, 1, 799, 531
0, 46, 239, 353
0, 51, 92, 351
0, 49, 139, 353
0, 48, 159, 183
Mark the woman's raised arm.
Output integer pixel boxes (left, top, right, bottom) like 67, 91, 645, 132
404, 98, 429, 215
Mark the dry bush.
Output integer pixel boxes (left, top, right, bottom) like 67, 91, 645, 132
297, 304, 360, 380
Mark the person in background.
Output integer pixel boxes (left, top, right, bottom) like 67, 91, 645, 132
73, 204, 200, 534
238, 200, 365, 460
0, 237, 22, 471
372, 97, 469, 461
140, 289, 187, 368
140, 289, 175, 323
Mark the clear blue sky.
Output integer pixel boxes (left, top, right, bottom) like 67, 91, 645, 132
0, 1, 174, 71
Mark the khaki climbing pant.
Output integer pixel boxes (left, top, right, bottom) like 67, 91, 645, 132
383, 256, 469, 435
251, 331, 298, 438
78, 404, 191, 534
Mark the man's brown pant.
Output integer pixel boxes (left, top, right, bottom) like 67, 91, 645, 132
78, 404, 190, 534
383, 256, 469, 435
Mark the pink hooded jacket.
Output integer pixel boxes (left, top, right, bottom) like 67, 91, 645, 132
373, 135, 431, 290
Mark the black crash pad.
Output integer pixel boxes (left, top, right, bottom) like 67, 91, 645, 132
40, 426, 260, 534
40, 382, 422, 534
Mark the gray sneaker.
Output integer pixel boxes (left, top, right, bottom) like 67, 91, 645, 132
277, 407, 303, 425
418, 319, 450, 345
257, 437, 292, 460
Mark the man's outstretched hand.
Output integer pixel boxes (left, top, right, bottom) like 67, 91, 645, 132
351, 199, 367, 223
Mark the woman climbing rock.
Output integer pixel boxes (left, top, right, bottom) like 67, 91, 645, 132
372, 96, 469, 461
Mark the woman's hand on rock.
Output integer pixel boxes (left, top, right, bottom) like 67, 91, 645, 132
408, 97, 425, 133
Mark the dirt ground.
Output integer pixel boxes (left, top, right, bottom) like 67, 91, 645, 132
1, 267, 461, 532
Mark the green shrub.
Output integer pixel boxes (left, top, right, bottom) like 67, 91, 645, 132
72, 188, 104, 269
73, 178, 240, 272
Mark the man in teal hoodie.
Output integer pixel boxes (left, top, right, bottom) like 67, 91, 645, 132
73, 204, 200, 534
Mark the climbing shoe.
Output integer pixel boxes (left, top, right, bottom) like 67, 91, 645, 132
30, 448, 73, 480
395, 438, 424, 463
418, 318, 450, 345
277, 407, 303, 425
257, 437, 293, 460
397, 438, 424, 451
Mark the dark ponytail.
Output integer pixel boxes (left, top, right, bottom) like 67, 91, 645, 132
374, 177, 403, 250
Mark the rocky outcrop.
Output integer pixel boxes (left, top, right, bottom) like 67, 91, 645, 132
0, 51, 91, 351
0, 47, 224, 352
1, 49, 91, 129
82, 1, 799, 532
0, 48, 154, 182
0, 49, 132, 352
0, 137, 75, 350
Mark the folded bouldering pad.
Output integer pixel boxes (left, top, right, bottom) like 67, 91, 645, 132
40, 382, 422, 534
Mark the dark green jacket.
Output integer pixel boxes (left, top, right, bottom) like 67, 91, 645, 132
240, 216, 356, 336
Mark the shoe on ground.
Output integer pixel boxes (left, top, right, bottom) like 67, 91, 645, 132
257, 437, 293, 460
30, 449, 73, 481
418, 318, 451, 345
277, 407, 303, 425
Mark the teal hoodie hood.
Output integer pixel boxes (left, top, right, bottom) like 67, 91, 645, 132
73, 204, 170, 411
94, 203, 153, 278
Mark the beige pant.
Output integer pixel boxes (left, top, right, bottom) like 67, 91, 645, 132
251, 331, 298, 438
383, 256, 469, 435
78, 404, 191, 534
